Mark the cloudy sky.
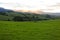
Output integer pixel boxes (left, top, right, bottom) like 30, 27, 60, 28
0, 0, 60, 12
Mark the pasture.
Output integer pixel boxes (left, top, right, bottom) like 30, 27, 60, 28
0, 20, 60, 40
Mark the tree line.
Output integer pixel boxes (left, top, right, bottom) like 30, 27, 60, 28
0, 12, 54, 21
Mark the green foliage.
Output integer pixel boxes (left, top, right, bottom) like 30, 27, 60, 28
0, 12, 6, 15
0, 20, 60, 40
13, 16, 24, 21
0, 15, 13, 21
0, 11, 58, 21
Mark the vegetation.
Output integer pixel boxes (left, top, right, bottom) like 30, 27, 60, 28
0, 7, 60, 21
0, 7, 60, 40
0, 19, 60, 40
0, 11, 56, 21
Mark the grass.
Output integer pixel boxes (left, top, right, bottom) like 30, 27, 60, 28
0, 19, 60, 40
0, 15, 13, 21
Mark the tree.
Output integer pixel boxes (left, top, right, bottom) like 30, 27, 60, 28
13, 16, 23, 21
0, 12, 6, 15
8, 19, 10, 21
46, 14, 52, 19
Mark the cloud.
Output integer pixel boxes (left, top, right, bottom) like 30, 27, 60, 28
0, 0, 60, 12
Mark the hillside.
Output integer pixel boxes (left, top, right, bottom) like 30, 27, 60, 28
0, 7, 60, 21
0, 15, 13, 21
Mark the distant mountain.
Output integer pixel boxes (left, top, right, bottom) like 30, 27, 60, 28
0, 7, 14, 12
41, 12, 60, 16
48, 13, 60, 16
0, 7, 60, 17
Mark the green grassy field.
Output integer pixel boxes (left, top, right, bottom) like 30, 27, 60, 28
0, 20, 60, 40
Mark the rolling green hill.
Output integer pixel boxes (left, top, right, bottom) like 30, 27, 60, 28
0, 15, 13, 21
0, 19, 60, 40
0, 12, 49, 21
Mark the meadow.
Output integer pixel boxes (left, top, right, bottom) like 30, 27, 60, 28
0, 19, 60, 40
